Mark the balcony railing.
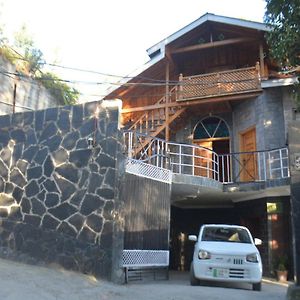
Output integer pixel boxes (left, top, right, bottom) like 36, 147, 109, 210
177, 65, 261, 101
125, 131, 290, 184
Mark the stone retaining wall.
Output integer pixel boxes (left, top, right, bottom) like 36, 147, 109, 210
0, 100, 124, 279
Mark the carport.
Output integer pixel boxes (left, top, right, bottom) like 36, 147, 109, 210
169, 174, 292, 277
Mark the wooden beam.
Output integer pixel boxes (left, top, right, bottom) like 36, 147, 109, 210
259, 43, 265, 78
122, 91, 262, 114
172, 37, 255, 54
165, 60, 170, 141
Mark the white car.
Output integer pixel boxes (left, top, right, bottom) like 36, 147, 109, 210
189, 224, 263, 291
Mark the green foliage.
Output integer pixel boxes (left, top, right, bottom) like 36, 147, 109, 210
264, 0, 300, 107
0, 45, 18, 65
0, 24, 78, 106
37, 72, 79, 105
14, 24, 45, 74
264, 0, 300, 67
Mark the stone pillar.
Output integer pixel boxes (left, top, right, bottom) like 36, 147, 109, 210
287, 121, 300, 299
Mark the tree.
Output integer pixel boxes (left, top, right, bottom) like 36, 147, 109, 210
264, 0, 300, 105
14, 24, 45, 74
37, 72, 79, 106
0, 23, 79, 105
264, 0, 300, 67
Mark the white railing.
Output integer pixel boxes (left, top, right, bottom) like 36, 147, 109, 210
124, 131, 290, 184
219, 148, 290, 183
126, 158, 172, 184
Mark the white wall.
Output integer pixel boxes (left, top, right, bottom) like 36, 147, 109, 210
0, 55, 60, 115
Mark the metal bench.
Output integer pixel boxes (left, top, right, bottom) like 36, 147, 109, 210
122, 250, 169, 283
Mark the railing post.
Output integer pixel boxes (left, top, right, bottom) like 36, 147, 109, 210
268, 151, 272, 179
217, 73, 221, 95
228, 155, 231, 183
207, 155, 209, 178
257, 152, 261, 181
280, 148, 284, 178
287, 148, 290, 177
179, 145, 182, 174
178, 73, 183, 101
128, 132, 132, 158
192, 147, 195, 176
222, 155, 225, 183
255, 61, 261, 84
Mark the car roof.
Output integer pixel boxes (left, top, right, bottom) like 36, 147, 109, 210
201, 224, 248, 229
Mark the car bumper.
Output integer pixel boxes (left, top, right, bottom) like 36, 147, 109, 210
193, 261, 262, 283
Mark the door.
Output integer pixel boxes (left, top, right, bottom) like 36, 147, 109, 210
213, 139, 230, 183
240, 128, 257, 182
194, 141, 213, 178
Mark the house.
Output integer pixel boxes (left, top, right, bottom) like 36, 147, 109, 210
105, 13, 296, 278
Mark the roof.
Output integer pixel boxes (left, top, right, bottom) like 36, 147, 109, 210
105, 13, 270, 98
147, 13, 270, 59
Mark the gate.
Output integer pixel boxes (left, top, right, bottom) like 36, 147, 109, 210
122, 160, 172, 282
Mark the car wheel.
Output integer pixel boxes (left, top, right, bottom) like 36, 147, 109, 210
252, 282, 262, 291
190, 263, 199, 286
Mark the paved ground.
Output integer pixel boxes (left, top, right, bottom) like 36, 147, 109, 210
0, 258, 288, 300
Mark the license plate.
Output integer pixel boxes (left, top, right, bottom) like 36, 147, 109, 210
213, 268, 228, 278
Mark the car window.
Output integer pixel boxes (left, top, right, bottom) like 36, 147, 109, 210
201, 227, 252, 243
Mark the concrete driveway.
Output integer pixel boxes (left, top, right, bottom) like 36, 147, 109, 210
0, 258, 288, 300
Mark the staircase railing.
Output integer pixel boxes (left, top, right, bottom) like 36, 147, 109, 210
128, 85, 178, 134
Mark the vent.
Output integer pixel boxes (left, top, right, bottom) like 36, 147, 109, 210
229, 268, 245, 278
233, 258, 243, 265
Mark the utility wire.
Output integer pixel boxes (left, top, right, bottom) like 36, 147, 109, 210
0, 69, 179, 87
4, 48, 179, 84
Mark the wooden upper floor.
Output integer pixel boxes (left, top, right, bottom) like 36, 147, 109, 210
105, 14, 288, 140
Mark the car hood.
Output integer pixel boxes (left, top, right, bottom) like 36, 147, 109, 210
196, 241, 259, 255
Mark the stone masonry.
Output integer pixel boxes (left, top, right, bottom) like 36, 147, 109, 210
0, 100, 124, 279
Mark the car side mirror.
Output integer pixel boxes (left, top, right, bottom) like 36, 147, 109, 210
188, 235, 197, 242
254, 238, 263, 246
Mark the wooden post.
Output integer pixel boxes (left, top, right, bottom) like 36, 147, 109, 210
255, 62, 261, 85
259, 44, 265, 79
178, 73, 183, 101
165, 60, 170, 141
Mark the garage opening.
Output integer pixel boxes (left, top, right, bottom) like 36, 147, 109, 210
169, 205, 239, 271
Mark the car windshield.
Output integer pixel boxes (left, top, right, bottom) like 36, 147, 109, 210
201, 226, 252, 243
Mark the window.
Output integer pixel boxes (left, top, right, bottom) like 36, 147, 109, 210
194, 117, 229, 140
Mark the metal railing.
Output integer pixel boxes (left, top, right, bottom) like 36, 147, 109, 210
124, 131, 290, 184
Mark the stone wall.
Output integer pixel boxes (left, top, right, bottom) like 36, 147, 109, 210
232, 87, 286, 152
0, 55, 60, 115
0, 99, 124, 280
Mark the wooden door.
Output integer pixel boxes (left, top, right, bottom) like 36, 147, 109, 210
194, 141, 212, 178
240, 128, 257, 182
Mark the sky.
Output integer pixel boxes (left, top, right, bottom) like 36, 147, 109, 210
0, 0, 266, 101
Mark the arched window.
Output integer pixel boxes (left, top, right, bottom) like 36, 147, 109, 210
193, 117, 229, 140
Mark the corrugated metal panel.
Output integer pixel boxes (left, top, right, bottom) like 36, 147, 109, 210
123, 173, 171, 250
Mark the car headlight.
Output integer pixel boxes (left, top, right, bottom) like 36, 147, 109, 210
246, 253, 259, 263
198, 250, 211, 259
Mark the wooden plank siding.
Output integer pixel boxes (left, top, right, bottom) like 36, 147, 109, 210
123, 173, 171, 250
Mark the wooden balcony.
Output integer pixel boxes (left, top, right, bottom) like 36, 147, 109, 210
177, 65, 261, 102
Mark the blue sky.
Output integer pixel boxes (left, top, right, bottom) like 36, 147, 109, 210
0, 0, 266, 100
